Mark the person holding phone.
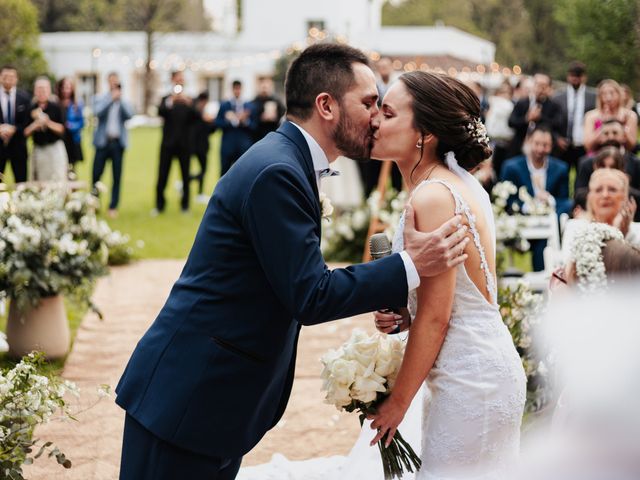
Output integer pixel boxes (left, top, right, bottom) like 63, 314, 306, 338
92, 72, 134, 218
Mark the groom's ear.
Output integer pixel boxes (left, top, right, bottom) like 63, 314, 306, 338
315, 93, 337, 121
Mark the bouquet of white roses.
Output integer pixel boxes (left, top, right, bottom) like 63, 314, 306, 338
320, 329, 421, 479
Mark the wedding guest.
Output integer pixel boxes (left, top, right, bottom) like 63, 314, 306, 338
215, 80, 255, 178
189, 91, 216, 204
251, 77, 285, 143
552, 61, 597, 169
485, 81, 515, 178
24, 76, 68, 182
56, 76, 84, 175
0, 65, 31, 183
583, 79, 638, 152
508, 73, 563, 158
574, 139, 640, 222
155, 70, 198, 214
500, 125, 572, 271
92, 72, 134, 218
562, 168, 640, 261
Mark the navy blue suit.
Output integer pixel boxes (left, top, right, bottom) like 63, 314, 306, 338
215, 99, 256, 177
116, 122, 408, 477
500, 155, 572, 271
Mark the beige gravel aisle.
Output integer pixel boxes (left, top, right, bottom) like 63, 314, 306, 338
25, 260, 377, 479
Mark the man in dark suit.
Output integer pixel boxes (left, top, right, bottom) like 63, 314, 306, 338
0, 66, 31, 183
215, 80, 255, 177
553, 61, 597, 169
154, 70, 198, 214
116, 43, 469, 480
501, 125, 572, 271
508, 73, 564, 158
251, 77, 285, 143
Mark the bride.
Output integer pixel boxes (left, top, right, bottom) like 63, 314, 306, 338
240, 71, 526, 479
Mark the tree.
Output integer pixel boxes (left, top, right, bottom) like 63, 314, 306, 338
0, 0, 49, 89
30, 0, 81, 32
555, 0, 640, 90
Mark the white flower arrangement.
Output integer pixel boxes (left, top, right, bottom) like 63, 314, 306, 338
517, 186, 554, 216
569, 223, 624, 293
491, 181, 530, 256
466, 116, 490, 145
321, 329, 420, 478
0, 185, 119, 311
498, 280, 547, 411
0, 353, 78, 476
321, 189, 407, 262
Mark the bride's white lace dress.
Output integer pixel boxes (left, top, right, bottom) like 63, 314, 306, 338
239, 179, 526, 480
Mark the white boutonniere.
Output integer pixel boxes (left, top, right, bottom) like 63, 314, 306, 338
319, 192, 334, 221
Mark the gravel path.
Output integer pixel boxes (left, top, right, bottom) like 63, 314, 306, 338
24, 260, 376, 479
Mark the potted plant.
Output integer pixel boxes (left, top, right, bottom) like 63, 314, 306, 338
0, 185, 110, 359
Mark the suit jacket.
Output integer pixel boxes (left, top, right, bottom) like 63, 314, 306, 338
552, 87, 597, 141
0, 89, 31, 159
92, 92, 133, 149
159, 94, 198, 150
115, 121, 408, 459
215, 99, 256, 156
507, 98, 564, 156
500, 154, 573, 216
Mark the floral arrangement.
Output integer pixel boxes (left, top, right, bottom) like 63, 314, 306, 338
517, 186, 554, 216
321, 189, 407, 263
0, 352, 78, 478
569, 222, 624, 293
105, 230, 140, 266
321, 329, 420, 479
498, 280, 547, 412
0, 185, 110, 311
492, 182, 529, 273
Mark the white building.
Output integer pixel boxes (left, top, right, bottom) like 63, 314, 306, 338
39, 0, 495, 113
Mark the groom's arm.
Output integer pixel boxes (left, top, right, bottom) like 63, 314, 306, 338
242, 164, 408, 325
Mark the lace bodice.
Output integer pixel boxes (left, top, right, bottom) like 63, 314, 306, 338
393, 178, 498, 319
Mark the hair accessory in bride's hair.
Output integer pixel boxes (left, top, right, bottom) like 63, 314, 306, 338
466, 117, 490, 145
569, 223, 624, 292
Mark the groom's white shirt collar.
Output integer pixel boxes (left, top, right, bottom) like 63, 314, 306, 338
290, 122, 334, 184
289, 122, 420, 292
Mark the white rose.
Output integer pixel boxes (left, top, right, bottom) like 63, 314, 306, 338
351, 370, 387, 403
329, 358, 357, 386
324, 379, 352, 409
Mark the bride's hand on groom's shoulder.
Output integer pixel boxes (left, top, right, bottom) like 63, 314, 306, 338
373, 308, 410, 334
403, 204, 469, 277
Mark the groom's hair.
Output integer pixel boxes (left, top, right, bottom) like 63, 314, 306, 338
285, 43, 370, 121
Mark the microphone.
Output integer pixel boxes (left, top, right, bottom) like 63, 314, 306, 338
369, 233, 392, 260
369, 233, 401, 333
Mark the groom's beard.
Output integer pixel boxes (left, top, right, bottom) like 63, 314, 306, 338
333, 111, 373, 162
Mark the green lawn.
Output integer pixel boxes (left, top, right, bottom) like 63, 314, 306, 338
72, 126, 223, 259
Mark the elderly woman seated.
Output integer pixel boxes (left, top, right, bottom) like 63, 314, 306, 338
562, 168, 639, 261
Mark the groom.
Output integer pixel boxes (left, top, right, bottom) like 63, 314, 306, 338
116, 43, 469, 479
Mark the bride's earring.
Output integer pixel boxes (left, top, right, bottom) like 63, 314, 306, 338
415, 140, 423, 149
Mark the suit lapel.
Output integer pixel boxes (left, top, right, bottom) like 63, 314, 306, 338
276, 121, 321, 223
519, 157, 534, 195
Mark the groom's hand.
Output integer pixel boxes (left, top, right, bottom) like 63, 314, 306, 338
403, 204, 469, 278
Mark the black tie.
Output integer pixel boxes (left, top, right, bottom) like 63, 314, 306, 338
5, 91, 12, 125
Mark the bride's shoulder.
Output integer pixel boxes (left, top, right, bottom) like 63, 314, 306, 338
410, 181, 457, 229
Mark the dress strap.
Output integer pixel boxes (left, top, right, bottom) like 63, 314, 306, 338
413, 179, 497, 302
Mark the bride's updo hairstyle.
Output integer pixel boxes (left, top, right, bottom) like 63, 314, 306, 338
400, 71, 492, 171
